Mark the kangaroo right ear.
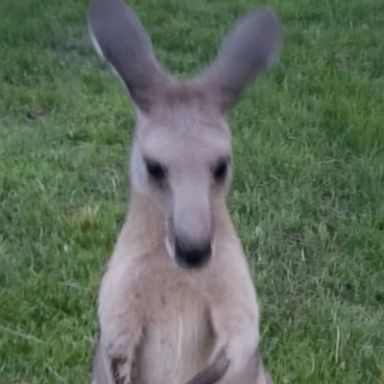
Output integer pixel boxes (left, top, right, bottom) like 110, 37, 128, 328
88, 0, 173, 112
196, 8, 283, 113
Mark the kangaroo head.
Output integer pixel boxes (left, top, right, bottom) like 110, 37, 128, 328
88, 0, 283, 269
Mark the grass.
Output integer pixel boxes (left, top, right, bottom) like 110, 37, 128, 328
1, 0, 383, 383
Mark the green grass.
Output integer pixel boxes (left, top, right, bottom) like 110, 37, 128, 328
1, 0, 383, 383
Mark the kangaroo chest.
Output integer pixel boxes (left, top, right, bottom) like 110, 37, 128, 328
99, 257, 215, 384
135, 274, 214, 384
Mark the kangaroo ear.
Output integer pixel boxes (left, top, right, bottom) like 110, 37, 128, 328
88, 0, 173, 112
197, 8, 283, 112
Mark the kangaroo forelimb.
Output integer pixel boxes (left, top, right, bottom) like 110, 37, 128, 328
185, 350, 230, 384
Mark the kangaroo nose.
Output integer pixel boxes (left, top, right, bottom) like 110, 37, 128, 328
174, 237, 212, 269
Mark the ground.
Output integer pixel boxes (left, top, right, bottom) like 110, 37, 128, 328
0, 0, 383, 383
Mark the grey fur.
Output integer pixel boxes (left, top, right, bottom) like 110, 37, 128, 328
87, 1, 282, 383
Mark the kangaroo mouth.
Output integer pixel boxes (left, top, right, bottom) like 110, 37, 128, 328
164, 219, 176, 262
173, 237, 211, 269
164, 220, 212, 269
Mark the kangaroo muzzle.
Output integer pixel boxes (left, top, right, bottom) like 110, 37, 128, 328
168, 191, 213, 269
174, 235, 212, 269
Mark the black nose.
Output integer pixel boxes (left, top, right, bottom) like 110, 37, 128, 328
174, 238, 212, 269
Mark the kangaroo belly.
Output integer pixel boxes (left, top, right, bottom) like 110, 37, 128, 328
137, 296, 214, 384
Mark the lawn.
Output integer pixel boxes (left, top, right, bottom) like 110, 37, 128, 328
1, 0, 383, 383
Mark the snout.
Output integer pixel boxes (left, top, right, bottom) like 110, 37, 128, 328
174, 236, 212, 269
168, 184, 213, 269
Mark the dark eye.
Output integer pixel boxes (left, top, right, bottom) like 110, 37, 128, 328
144, 158, 167, 183
213, 158, 230, 182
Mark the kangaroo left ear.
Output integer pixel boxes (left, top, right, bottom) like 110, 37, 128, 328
196, 8, 283, 113
88, 0, 174, 112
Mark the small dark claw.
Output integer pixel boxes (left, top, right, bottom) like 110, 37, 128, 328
185, 350, 230, 384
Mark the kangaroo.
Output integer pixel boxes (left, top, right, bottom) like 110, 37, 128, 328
87, 0, 283, 383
